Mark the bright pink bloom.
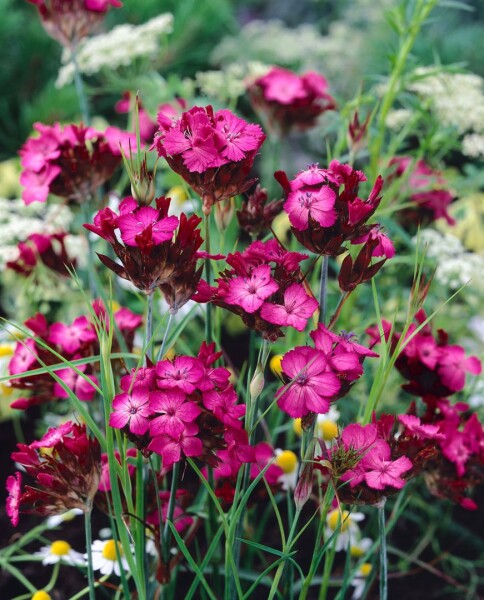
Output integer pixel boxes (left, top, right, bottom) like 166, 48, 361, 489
260, 283, 318, 331
53, 365, 98, 402
148, 422, 203, 468
202, 387, 246, 429
149, 390, 201, 437
284, 186, 337, 231
398, 414, 443, 440
156, 356, 205, 394
6, 472, 22, 527
352, 226, 395, 259
249, 442, 284, 486
9, 339, 38, 376
277, 347, 340, 417
362, 452, 412, 490
109, 387, 151, 435
48, 315, 97, 355
437, 345, 482, 392
118, 206, 179, 249
214, 109, 265, 162
224, 264, 279, 313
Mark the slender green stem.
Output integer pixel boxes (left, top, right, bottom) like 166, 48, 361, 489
145, 291, 154, 361
149, 455, 164, 559
71, 44, 90, 125
81, 199, 97, 297
267, 509, 302, 600
163, 461, 180, 564
379, 501, 388, 600
204, 213, 213, 343
84, 507, 96, 600
318, 256, 329, 325
158, 310, 176, 361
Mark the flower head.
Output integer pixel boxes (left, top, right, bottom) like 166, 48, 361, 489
35, 540, 85, 565
90, 539, 130, 576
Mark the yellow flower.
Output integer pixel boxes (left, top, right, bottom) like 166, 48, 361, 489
274, 450, 298, 474
32, 591, 52, 600
50, 540, 72, 556
269, 354, 283, 379
102, 539, 123, 561
167, 185, 188, 208
293, 418, 303, 437
327, 509, 352, 533
359, 563, 372, 577
318, 419, 338, 441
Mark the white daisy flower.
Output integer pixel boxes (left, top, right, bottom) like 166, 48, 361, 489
293, 406, 341, 444
35, 540, 85, 566
325, 509, 365, 552
90, 539, 130, 577
274, 449, 299, 490
351, 562, 373, 599
46, 508, 83, 528
350, 537, 373, 559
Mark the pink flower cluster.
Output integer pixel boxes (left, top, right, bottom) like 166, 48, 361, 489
8, 303, 141, 410
195, 239, 318, 341
20, 122, 134, 205
367, 309, 481, 398
276, 323, 378, 418
248, 66, 335, 135
86, 196, 210, 309
276, 160, 393, 262
388, 157, 455, 226
6, 232, 75, 277
153, 105, 265, 214
6, 422, 101, 526
109, 342, 253, 469
27, 0, 122, 48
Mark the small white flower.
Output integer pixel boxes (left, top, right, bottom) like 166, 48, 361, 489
46, 508, 83, 528
316, 407, 341, 443
274, 449, 299, 490
351, 563, 373, 600
35, 540, 85, 566
90, 539, 131, 577
325, 509, 365, 552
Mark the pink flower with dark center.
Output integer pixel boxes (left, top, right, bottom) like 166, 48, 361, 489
147, 422, 203, 468
437, 345, 482, 392
352, 226, 395, 259
398, 414, 443, 440
120, 366, 157, 392
48, 316, 97, 355
109, 387, 151, 435
6, 472, 22, 527
362, 452, 412, 491
277, 347, 340, 417
260, 283, 318, 331
214, 109, 265, 162
118, 206, 179, 248
53, 365, 98, 402
224, 264, 279, 314
149, 390, 201, 437
9, 339, 38, 376
156, 356, 205, 394
284, 186, 337, 231
202, 388, 246, 429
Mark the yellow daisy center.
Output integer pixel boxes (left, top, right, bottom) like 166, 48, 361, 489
274, 450, 298, 474
327, 509, 351, 532
0, 344, 14, 358
269, 355, 283, 378
32, 591, 52, 600
350, 544, 365, 558
360, 563, 372, 577
167, 185, 188, 206
50, 540, 72, 556
293, 418, 303, 437
319, 420, 339, 441
110, 300, 121, 312
102, 539, 123, 561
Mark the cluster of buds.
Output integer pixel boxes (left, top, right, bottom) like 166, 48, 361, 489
194, 239, 318, 341
236, 185, 284, 239
7, 422, 101, 526
27, 0, 122, 48
19, 122, 134, 205
367, 309, 481, 397
247, 66, 335, 136
153, 105, 265, 215
7, 303, 141, 410
85, 196, 211, 311
108, 342, 253, 470
388, 156, 455, 227
275, 323, 378, 420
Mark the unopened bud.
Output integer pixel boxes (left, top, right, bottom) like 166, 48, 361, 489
294, 460, 314, 510
249, 366, 265, 401
214, 198, 235, 232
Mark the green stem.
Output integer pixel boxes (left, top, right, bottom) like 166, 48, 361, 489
71, 44, 90, 125
145, 291, 154, 361
0, 561, 37, 593
318, 256, 329, 325
379, 501, 388, 600
204, 213, 213, 343
84, 507, 96, 600
158, 310, 176, 361
163, 461, 180, 564
81, 200, 97, 297
267, 510, 302, 600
